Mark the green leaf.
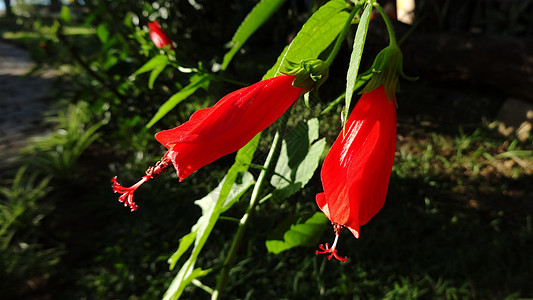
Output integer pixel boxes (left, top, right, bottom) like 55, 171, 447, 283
146, 73, 211, 128
213, 135, 260, 214
164, 136, 260, 300
192, 172, 254, 246
134, 55, 168, 75
221, 0, 286, 70
164, 173, 254, 300
133, 55, 169, 89
264, 0, 350, 79
96, 24, 109, 44
60, 5, 71, 23
270, 118, 326, 200
266, 212, 329, 254
165, 267, 211, 300
168, 232, 196, 270
344, 2, 372, 125
148, 62, 167, 89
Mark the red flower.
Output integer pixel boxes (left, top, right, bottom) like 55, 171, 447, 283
315, 85, 397, 261
148, 21, 173, 49
156, 74, 304, 180
112, 75, 304, 210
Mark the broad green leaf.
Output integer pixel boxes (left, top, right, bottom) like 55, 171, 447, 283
266, 212, 329, 254
146, 73, 210, 128
264, 0, 350, 79
344, 2, 372, 124
164, 136, 259, 300
134, 55, 168, 75
221, 0, 286, 70
270, 118, 326, 200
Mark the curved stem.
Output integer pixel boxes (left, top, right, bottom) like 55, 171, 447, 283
324, 5, 360, 67
373, 3, 397, 46
212, 112, 289, 300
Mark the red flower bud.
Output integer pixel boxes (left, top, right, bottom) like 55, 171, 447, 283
148, 21, 173, 49
315, 85, 396, 261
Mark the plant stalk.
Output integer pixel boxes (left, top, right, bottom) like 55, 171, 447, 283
374, 2, 397, 46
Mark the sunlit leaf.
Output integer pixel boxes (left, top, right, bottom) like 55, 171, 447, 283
264, 0, 350, 79
344, 2, 372, 125
266, 212, 329, 254
221, 0, 286, 70
146, 73, 210, 128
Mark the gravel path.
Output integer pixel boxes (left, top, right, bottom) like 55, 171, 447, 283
0, 40, 56, 172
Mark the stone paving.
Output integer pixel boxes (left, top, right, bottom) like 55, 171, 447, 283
0, 40, 56, 172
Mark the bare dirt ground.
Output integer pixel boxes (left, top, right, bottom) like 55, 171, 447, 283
0, 40, 55, 172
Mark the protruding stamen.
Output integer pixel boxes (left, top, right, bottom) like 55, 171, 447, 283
111, 152, 172, 211
111, 176, 149, 211
315, 224, 347, 262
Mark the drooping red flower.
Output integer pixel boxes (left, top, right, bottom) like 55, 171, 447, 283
315, 85, 397, 261
156, 74, 304, 180
112, 74, 305, 211
148, 20, 173, 49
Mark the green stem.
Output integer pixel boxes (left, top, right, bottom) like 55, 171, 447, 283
373, 3, 397, 46
324, 5, 359, 67
212, 112, 289, 300
320, 92, 345, 116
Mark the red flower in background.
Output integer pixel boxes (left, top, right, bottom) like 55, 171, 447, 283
148, 20, 173, 49
112, 75, 305, 211
315, 85, 397, 261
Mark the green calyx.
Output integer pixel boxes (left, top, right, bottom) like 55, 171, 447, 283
362, 44, 418, 103
281, 59, 329, 91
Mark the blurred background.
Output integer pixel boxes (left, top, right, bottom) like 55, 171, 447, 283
0, 0, 532, 299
